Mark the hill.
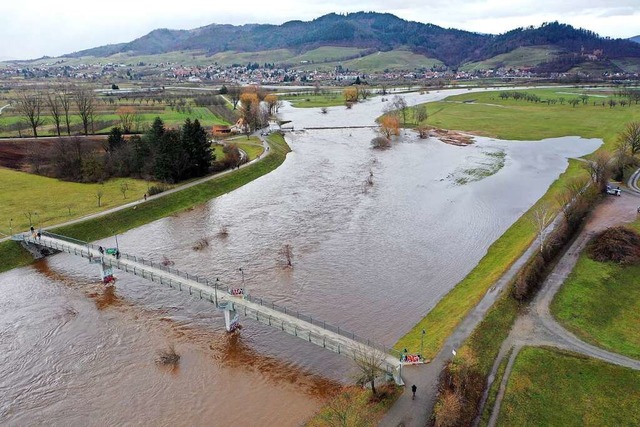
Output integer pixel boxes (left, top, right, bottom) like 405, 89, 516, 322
61, 12, 640, 71
631, 36, 640, 44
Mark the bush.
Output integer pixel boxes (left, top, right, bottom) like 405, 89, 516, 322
148, 184, 168, 196
371, 137, 391, 149
587, 226, 640, 265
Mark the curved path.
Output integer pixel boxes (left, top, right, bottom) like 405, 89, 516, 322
485, 188, 640, 427
0, 134, 270, 242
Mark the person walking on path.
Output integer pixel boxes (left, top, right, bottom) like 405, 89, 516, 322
411, 384, 417, 400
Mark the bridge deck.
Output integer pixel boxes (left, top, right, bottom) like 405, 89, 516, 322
15, 232, 403, 381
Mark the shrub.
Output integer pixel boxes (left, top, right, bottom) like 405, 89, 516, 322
148, 184, 168, 196
371, 137, 391, 150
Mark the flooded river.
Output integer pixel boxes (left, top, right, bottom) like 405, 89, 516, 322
0, 88, 601, 425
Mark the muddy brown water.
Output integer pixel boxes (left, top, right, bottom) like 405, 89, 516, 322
0, 89, 601, 425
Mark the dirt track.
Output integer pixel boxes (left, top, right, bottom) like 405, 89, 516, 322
485, 190, 640, 426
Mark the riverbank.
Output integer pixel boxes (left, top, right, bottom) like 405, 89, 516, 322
0, 133, 290, 273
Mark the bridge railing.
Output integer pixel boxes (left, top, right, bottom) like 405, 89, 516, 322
37, 231, 402, 360
243, 293, 402, 360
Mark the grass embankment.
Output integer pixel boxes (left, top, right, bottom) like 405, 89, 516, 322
551, 224, 640, 360
422, 88, 640, 151
305, 385, 401, 427
497, 347, 640, 426
395, 159, 588, 358
397, 87, 639, 357
0, 134, 290, 271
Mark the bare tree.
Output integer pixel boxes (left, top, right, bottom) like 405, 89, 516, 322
585, 151, 612, 193
117, 106, 137, 133
228, 85, 241, 110
74, 87, 96, 135
17, 91, 45, 137
391, 95, 408, 125
415, 105, 428, 124
556, 177, 589, 225
352, 345, 386, 397
280, 244, 293, 267
359, 87, 371, 100
59, 86, 73, 136
371, 136, 391, 149
96, 186, 104, 207
119, 182, 129, 199
46, 91, 62, 136
619, 121, 640, 157
318, 391, 365, 427
156, 343, 180, 366
24, 211, 35, 227
416, 127, 429, 139
531, 205, 554, 253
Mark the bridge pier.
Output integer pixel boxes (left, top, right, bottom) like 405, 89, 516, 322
90, 256, 115, 283
223, 302, 240, 332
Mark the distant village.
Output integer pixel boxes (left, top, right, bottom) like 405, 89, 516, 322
1, 48, 637, 87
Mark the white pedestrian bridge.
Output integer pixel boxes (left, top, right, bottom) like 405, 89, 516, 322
13, 231, 405, 385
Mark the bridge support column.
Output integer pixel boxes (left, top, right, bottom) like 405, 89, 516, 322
223, 303, 240, 332
99, 261, 115, 284
392, 364, 404, 386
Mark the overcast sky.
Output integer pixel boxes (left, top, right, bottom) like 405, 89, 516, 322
2, 0, 638, 60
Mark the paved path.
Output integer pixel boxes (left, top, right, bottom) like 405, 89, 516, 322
1, 134, 270, 243
0, 104, 10, 114
485, 189, 640, 427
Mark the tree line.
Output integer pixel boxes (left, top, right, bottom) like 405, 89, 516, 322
27, 118, 215, 184
16, 86, 97, 138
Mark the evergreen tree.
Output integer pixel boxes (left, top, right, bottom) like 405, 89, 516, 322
106, 127, 124, 153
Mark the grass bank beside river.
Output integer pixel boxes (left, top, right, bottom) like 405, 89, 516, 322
0, 134, 290, 273
396, 87, 640, 356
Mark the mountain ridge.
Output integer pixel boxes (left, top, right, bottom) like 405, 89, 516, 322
63, 12, 640, 69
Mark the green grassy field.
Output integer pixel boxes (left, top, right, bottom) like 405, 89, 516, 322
283, 91, 345, 108
551, 248, 640, 360
0, 168, 155, 235
50, 133, 289, 241
497, 347, 640, 426
395, 160, 588, 358
0, 133, 290, 273
460, 46, 561, 72
0, 106, 228, 137
297, 49, 443, 73
421, 88, 640, 151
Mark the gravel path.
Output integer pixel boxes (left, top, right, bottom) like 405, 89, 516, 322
484, 188, 640, 427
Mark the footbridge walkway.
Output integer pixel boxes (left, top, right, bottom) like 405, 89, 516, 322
13, 231, 404, 384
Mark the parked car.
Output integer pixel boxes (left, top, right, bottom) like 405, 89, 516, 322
606, 185, 621, 196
